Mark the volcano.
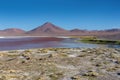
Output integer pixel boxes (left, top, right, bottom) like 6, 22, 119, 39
27, 22, 69, 35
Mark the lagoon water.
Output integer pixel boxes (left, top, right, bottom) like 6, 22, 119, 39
0, 37, 119, 51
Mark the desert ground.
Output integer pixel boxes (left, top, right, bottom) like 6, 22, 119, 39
0, 48, 120, 80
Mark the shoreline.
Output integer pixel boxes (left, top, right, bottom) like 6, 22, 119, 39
0, 48, 120, 80
0, 36, 71, 38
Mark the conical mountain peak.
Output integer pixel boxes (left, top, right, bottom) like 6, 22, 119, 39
28, 22, 69, 34
44, 22, 53, 25
40, 22, 57, 28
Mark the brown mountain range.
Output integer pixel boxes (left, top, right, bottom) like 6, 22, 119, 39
0, 22, 120, 40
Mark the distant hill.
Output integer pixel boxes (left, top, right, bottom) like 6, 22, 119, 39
96, 29, 120, 40
104, 29, 120, 32
3, 28, 25, 33
70, 29, 86, 32
0, 28, 25, 36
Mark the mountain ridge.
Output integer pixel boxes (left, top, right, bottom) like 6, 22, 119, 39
0, 22, 119, 40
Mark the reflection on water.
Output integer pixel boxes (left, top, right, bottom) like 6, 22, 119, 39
107, 44, 120, 48
0, 37, 119, 51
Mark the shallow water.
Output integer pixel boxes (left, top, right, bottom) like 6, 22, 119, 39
0, 37, 119, 50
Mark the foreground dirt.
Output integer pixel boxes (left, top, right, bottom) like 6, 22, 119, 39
0, 48, 120, 80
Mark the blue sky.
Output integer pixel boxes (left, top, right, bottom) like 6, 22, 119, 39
0, 0, 120, 31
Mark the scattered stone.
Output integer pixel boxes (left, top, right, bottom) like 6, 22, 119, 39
83, 71, 99, 77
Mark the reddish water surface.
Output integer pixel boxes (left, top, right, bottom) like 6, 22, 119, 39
0, 37, 119, 51
0, 37, 63, 46
0, 37, 64, 50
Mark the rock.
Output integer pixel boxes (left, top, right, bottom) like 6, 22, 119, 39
38, 49, 48, 53
71, 75, 81, 80
117, 73, 120, 75
83, 71, 99, 77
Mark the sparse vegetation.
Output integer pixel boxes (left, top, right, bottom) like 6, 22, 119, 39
0, 48, 119, 80
79, 36, 120, 45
